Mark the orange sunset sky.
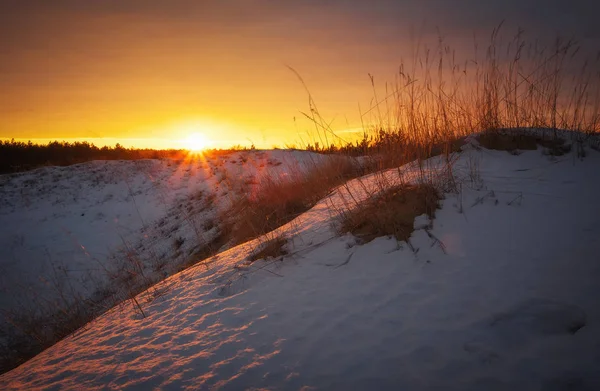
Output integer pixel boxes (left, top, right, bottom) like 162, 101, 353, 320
1, 1, 598, 149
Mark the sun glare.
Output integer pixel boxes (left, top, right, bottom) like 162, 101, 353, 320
184, 132, 210, 152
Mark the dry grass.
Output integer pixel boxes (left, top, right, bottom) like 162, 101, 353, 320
180, 229, 231, 271
478, 130, 573, 155
222, 156, 360, 245
0, 294, 102, 374
537, 137, 572, 156
301, 27, 599, 163
338, 184, 441, 243
248, 236, 289, 263
478, 132, 538, 152
294, 28, 599, 253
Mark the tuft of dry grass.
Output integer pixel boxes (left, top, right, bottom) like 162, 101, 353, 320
537, 137, 572, 156
338, 184, 441, 244
478, 129, 573, 155
181, 229, 232, 271
478, 132, 539, 152
248, 236, 288, 263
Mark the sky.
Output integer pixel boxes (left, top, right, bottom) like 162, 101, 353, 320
1, 0, 599, 149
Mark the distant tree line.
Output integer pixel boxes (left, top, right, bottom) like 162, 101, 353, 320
303, 129, 418, 156
0, 140, 189, 174
0, 130, 459, 175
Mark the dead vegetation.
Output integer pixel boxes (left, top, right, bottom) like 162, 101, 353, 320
478, 130, 573, 155
338, 184, 441, 243
292, 25, 599, 248
0, 290, 105, 374
182, 229, 231, 271
221, 156, 360, 246
478, 132, 538, 152
248, 236, 289, 263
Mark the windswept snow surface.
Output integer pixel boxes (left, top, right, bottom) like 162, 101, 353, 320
2, 143, 600, 390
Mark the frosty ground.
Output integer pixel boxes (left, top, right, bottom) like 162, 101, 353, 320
2, 136, 600, 390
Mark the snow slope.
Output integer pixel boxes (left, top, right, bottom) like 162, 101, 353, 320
0, 150, 333, 315
2, 141, 600, 390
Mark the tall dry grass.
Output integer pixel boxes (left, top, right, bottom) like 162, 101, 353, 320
294, 26, 599, 244
302, 26, 599, 161
220, 155, 361, 246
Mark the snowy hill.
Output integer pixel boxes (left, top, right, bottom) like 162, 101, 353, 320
0, 149, 333, 303
2, 138, 600, 390
0, 149, 342, 364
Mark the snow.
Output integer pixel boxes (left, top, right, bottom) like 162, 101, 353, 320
2, 140, 600, 390
0, 149, 332, 315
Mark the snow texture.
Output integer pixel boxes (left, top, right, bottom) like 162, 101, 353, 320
2, 142, 600, 390
0, 150, 332, 314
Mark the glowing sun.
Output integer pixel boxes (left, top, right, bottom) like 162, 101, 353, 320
184, 132, 210, 152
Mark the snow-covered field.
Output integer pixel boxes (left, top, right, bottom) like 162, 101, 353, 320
2, 138, 600, 390
0, 150, 332, 320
